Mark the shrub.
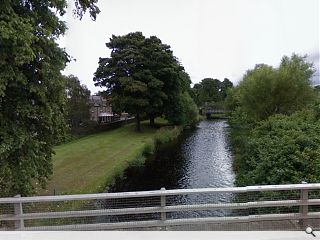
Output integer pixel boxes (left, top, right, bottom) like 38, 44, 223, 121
154, 126, 183, 145
236, 110, 320, 186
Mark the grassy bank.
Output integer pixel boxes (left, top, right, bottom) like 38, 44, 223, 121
40, 120, 182, 195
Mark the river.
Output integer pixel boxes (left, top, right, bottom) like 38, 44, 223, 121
108, 119, 236, 217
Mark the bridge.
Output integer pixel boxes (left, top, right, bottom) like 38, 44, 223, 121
0, 183, 319, 231
203, 108, 227, 114
202, 107, 230, 119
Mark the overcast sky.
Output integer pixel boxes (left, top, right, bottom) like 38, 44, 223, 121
63, 0, 319, 93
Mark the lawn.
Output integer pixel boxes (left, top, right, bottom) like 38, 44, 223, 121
40, 121, 158, 195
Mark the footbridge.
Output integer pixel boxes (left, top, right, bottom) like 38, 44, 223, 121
203, 108, 227, 115
202, 107, 230, 119
0, 183, 319, 231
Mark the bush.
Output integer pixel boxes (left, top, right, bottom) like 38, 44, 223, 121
142, 143, 155, 156
165, 92, 199, 127
129, 154, 146, 168
236, 110, 320, 186
154, 126, 183, 145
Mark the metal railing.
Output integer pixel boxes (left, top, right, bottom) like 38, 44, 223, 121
0, 183, 320, 231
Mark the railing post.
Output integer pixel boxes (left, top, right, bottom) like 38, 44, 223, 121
299, 182, 309, 228
14, 194, 24, 230
160, 187, 166, 230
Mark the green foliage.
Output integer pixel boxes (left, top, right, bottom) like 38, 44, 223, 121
65, 75, 91, 135
228, 107, 255, 129
94, 33, 161, 130
129, 155, 146, 168
235, 110, 320, 186
229, 54, 320, 187
165, 91, 199, 127
229, 54, 316, 122
73, 0, 100, 20
225, 87, 241, 111
192, 78, 233, 106
142, 143, 155, 156
94, 32, 198, 130
154, 126, 183, 145
163, 72, 199, 127
0, 0, 99, 197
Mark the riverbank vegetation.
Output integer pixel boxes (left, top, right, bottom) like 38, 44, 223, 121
39, 120, 182, 195
227, 54, 320, 186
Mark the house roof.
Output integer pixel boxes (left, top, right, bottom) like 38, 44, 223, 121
89, 95, 108, 107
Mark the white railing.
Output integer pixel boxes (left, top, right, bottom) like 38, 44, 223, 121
0, 183, 320, 230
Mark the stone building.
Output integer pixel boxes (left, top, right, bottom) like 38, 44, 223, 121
89, 95, 114, 123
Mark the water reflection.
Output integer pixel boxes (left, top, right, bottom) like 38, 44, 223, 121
108, 120, 236, 217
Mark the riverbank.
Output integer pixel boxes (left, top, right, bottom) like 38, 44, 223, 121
40, 120, 182, 195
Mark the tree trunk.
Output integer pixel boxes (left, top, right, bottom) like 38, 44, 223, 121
149, 115, 155, 127
136, 113, 141, 131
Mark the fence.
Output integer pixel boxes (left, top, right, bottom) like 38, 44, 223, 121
0, 183, 320, 231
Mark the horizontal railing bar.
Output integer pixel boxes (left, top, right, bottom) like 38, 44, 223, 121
22, 212, 320, 231
248, 199, 320, 208
1, 183, 320, 204
0, 207, 164, 220
2, 199, 320, 221
0, 189, 246, 203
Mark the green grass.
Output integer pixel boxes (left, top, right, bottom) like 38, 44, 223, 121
41, 121, 159, 195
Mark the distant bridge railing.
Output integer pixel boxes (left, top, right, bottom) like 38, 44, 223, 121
0, 184, 320, 231
203, 108, 230, 114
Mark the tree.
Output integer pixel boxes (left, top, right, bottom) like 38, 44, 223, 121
94, 32, 195, 130
236, 110, 320, 186
228, 54, 319, 187
142, 36, 181, 126
191, 78, 233, 107
231, 54, 316, 122
199, 78, 221, 103
0, 0, 99, 197
163, 71, 198, 126
165, 91, 199, 126
94, 32, 149, 131
220, 78, 233, 99
65, 75, 91, 133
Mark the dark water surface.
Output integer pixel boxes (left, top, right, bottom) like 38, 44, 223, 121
111, 119, 235, 191
107, 120, 236, 217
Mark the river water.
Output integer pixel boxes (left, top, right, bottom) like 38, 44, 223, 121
108, 120, 236, 217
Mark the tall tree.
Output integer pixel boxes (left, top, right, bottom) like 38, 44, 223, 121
163, 71, 198, 126
94, 32, 148, 131
65, 75, 91, 132
230, 54, 316, 122
220, 78, 233, 99
94, 32, 193, 130
191, 78, 233, 107
0, 0, 99, 197
142, 36, 175, 126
